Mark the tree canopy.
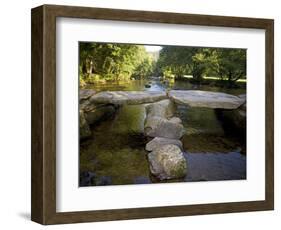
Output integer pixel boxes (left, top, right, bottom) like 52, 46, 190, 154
79, 43, 154, 82
156, 46, 246, 85
79, 42, 246, 87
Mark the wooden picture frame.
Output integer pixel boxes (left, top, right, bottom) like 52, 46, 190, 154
31, 4, 274, 225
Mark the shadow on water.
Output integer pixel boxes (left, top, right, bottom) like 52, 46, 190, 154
80, 79, 246, 186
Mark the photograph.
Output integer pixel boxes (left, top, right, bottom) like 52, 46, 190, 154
79, 42, 247, 186
29, 4, 274, 224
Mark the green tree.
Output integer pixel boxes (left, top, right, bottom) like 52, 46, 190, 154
133, 55, 154, 78
216, 49, 246, 86
79, 43, 154, 82
157, 47, 216, 82
79, 43, 97, 76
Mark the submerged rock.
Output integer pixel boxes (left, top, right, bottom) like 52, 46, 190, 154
146, 137, 183, 152
79, 171, 96, 186
94, 176, 112, 186
79, 172, 113, 186
79, 110, 91, 139
133, 176, 151, 184
148, 144, 187, 180
168, 90, 245, 109
90, 91, 167, 105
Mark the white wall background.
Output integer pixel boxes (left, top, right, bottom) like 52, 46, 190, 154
0, 0, 279, 229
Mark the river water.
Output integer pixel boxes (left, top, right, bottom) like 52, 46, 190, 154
80, 78, 246, 186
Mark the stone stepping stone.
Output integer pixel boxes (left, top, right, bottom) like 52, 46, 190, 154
90, 91, 167, 105
168, 90, 245, 109
144, 99, 185, 139
148, 144, 187, 180
146, 137, 183, 151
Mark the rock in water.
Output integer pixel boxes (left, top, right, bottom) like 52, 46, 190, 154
168, 90, 245, 109
144, 116, 184, 139
216, 94, 246, 131
90, 91, 167, 105
79, 171, 96, 186
148, 144, 187, 180
79, 89, 96, 102
79, 110, 91, 139
146, 137, 183, 152
145, 99, 175, 119
84, 104, 116, 125
144, 100, 185, 139
94, 176, 112, 186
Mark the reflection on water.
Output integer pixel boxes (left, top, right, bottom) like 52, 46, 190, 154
87, 78, 246, 95
80, 78, 246, 186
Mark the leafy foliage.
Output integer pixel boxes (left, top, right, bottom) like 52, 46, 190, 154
79, 43, 154, 82
79, 42, 246, 87
215, 49, 246, 85
156, 46, 246, 85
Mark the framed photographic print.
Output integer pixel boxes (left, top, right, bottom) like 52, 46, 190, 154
31, 4, 274, 224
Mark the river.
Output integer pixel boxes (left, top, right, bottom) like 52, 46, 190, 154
80, 78, 246, 186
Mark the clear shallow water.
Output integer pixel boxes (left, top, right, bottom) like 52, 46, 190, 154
184, 152, 246, 182
80, 78, 246, 186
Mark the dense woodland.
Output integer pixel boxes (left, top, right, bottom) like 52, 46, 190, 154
79, 42, 246, 87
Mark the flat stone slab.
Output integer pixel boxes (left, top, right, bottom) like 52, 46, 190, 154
168, 90, 245, 109
90, 91, 167, 105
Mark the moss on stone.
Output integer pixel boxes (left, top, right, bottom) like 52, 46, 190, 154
170, 160, 187, 178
